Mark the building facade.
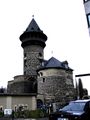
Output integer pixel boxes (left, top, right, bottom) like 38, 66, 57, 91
8, 18, 47, 94
0, 94, 36, 110
83, 0, 90, 34
37, 57, 74, 107
0, 18, 75, 110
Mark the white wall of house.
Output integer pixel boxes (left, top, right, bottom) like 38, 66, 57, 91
0, 95, 37, 110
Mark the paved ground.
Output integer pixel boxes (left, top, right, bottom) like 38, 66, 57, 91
14, 118, 48, 120
0, 117, 49, 120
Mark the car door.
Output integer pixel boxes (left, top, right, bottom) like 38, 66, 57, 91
84, 101, 90, 120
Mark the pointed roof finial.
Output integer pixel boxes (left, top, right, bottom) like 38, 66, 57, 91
32, 15, 34, 18
51, 50, 53, 57
25, 18, 42, 32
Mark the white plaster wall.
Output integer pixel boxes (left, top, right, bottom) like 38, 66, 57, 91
6, 96, 12, 109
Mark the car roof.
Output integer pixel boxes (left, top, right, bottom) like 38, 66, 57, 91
71, 99, 90, 103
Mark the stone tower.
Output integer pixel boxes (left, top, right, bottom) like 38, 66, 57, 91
37, 57, 74, 107
7, 18, 47, 94
20, 18, 47, 77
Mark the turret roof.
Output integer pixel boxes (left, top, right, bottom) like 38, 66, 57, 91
20, 18, 47, 48
25, 18, 43, 33
45, 57, 63, 68
38, 57, 73, 71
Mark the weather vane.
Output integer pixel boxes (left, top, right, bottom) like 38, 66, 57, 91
51, 50, 53, 56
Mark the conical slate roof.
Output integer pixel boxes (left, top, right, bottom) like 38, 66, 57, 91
25, 18, 43, 33
45, 57, 63, 68
38, 57, 73, 71
20, 18, 47, 48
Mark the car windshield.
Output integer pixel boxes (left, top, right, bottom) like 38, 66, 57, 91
61, 102, 86, 111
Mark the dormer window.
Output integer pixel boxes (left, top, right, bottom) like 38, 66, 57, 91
65, 64, 68, 69
62, 60, 68, 69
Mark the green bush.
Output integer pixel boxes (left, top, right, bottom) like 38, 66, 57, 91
14, 109, 48, 118
0, 111, 4, 117
29, 109, 44, 118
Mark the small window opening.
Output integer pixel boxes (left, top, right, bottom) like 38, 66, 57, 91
24, 71, 26, 75
43, 78, 45, 82
24, 59, 27, 66
24, 53, 26, 57
40, 72, 43, 76
39, 53, 42, 57
87, 13, 90, 27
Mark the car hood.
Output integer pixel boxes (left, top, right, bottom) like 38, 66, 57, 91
67, 110, 84, 115
60, 110, 84, 116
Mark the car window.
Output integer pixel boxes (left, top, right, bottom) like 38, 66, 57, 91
84, 102, 90, 111
61, 102, 86, 111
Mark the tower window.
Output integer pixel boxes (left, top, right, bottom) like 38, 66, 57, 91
24, 53, 26, 57
39, 53, 42, 57
24, 53, 27, 60
87, 13, 90, 27
24, 59, 27, 67
37, 73, 40, 77
24, 71, 26, 75
38, 53, 43, 60
43, 78, 45, 82
40, 72, 43, 76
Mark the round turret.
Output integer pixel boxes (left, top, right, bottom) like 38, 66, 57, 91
20, 18, 47, 48
19, 18, 47, 76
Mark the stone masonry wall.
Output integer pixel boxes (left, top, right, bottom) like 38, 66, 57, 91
38, 68, 74, 106
7, 75, 37, 94
24, 45, 44, 76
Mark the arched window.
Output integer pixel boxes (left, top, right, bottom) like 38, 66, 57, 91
37, 99, 43, 108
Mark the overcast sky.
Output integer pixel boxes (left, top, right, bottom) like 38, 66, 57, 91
0, 0, 90, 94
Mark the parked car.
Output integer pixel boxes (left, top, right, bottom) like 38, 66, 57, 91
49, 99, 90, 120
